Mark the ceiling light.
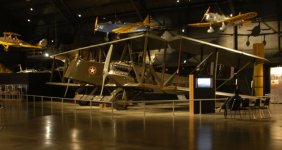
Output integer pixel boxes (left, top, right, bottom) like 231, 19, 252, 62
44, 53, 49, 57
27, 19, 31, 22
30, 7, 33, 11
177, 0, 180, 3
77, 14, 82, 18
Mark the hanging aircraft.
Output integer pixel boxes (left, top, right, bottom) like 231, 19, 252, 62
94, 15, 163, 41
238, 21, 276, 46
188, 7, 258, 33
48, 32, 268, 109
0, 32, 47, 51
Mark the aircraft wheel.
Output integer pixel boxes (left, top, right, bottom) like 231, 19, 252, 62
78, 100, 90, 106
75, 87, 90, 106
113, 92, 128, 110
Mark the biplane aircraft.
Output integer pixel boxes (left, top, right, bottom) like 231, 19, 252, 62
94, 15, 162, 41
0, 32, 47, 51
48, 32, 268, 109
188, 7, 257, 33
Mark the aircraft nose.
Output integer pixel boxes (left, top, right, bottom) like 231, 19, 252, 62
206, 14, 210, 20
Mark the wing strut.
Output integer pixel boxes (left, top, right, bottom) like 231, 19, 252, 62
191, 52, 214, 73
217, 62, 252, 90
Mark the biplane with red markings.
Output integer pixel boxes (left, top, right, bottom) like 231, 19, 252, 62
48, 32, 268, 109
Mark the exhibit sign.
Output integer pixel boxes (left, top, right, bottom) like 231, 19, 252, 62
270, 67, 282, 103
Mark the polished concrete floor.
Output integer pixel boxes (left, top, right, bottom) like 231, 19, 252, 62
0, 100, 282, 150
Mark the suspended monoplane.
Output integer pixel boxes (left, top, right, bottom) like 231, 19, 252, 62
188, 7, 257, 33
94, 15, 164, 41
0, 32, 47, 51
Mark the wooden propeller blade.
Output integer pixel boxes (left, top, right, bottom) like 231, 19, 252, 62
201, 6, 211, 22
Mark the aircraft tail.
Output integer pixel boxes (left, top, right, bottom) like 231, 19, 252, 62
94, 17, 98, 33
143, 15, 152, 25
38, 39, 47, 48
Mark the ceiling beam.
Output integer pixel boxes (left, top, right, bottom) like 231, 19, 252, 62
51, 0, 78, 25
130, 0, 143, 20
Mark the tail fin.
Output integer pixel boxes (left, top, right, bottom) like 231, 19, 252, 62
38, 39, 47, 48
94, 17, 98, 33
143, 15, 151, 25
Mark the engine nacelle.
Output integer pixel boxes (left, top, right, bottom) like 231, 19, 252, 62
207, 26, 214, 33
219, 23, 226, 31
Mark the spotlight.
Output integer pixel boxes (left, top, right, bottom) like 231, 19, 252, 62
246, 40, 250, 46
263, 40, 267, 45
44, 53, 49, 57
246, 36, 250, 46
263, 35, 267, 45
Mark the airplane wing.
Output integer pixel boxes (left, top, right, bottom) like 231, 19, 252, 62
188, 22, 215, 27
219, 12, 257, 24
19, 43, 42, 49
18, 39, 47, 49
112, 23, 144, 34
51, 33, 166, 61
46, 82, 82, 87
168, 35, 268, 66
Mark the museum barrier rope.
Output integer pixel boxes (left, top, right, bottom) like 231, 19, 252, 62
0, 93, 271, 118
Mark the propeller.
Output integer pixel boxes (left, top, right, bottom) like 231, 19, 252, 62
100, 44, 113, 96
94, 16, 98, 34
201, 6, 211, 22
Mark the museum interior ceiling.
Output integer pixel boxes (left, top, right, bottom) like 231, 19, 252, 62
0, 0, 281, 71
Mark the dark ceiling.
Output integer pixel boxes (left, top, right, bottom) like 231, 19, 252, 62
0, 0, 281, 71
0, 0, 281, 48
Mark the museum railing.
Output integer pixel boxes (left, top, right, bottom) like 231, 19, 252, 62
0, 93, 231, 116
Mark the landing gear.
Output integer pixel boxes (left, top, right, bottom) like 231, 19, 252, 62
112, 92, 128, 110
110, 88, 129, 110
75, 86, 90, 106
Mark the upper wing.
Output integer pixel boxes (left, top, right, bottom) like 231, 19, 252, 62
219, 12, 257, 24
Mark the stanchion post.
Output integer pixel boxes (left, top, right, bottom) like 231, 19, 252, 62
172, 100, 175, 116
199, 99, 202, 115
143, 101, 146, 118
33, 96, 35, 108
111, 102, 114, 118
41, 96, 43, 108
61, 98, 64, 112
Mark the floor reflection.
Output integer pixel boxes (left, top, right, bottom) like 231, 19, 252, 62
0, 101, 281, 150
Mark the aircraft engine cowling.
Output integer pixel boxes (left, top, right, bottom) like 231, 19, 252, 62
38, 39, 47, 47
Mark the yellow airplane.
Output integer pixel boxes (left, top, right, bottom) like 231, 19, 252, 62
188, 7, 257, 33
0, 32, 47, 51
94, 15, 163, 40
